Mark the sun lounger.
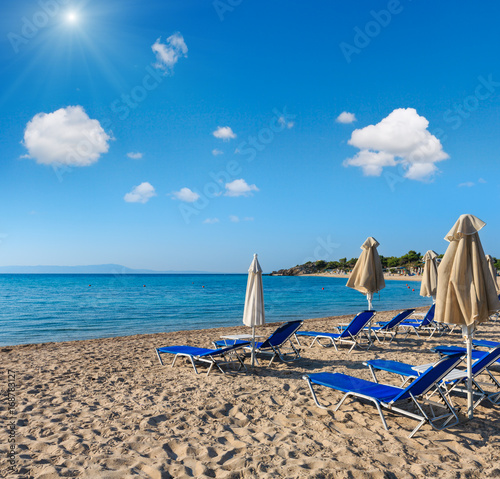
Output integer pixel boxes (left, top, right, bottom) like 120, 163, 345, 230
369, 309, 415, 343
303, 353, 464, 438
368, 347, 500, 409
155, 342, 250, 375
397, 304, 444, 338
214, 320, 303, 366
294, 310, 376, 353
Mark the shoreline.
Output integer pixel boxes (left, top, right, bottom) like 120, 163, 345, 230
297, 272, 423, 282
3, 307, 500, 478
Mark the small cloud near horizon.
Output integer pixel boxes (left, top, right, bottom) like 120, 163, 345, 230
152, 33, 187, 74
230, 215, 254, 222
343, 108, 448, 181
127, 152, 143, 159
224, 179, 259, 197
124, 182, 156, 203
213, 126, 236, 141
336, 112, 357, 124
171, 187, 200, 202
203, 218, 219, 224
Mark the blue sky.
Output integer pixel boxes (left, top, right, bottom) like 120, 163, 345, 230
1, 0, 499, 273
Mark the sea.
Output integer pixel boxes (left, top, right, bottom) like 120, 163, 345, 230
0, 274, 431, 346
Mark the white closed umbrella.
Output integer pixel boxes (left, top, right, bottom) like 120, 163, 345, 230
434, 214, 500, 419
243, 254, 265, 367
346, 237, 385, 310
420, 250, 438, 303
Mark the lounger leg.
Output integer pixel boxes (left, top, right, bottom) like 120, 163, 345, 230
305, 378, 329, 410
156, 349, 164, 366
188, 356, 199, 374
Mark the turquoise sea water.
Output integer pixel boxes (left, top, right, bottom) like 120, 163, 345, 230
0, 274, 431, 346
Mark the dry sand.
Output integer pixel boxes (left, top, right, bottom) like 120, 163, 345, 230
2, 308, 500, 478
301, 273, 423, 282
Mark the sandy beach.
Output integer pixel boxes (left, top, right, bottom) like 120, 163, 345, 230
2, 308, 500, 478
301, 272, 424, 282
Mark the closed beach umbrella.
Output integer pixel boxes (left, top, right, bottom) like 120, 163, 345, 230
434, 214, 500, 418
420, 250, 439, 303
346, 237, 385, 310
243, 254, 265, 366
486, 255, 499, 293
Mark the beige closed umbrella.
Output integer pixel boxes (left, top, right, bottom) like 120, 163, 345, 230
420, 250, 439, 303
243, 254, 265, 367
346, 237, 385, 310
486, 255, 499, 293
434, 214, 500, 418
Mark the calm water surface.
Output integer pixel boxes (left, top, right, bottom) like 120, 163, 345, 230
0, 274, 430, 346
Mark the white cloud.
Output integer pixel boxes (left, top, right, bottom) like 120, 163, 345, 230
344, 108, 448, 181
344, 150, 397, 176
478, 178, 487, 184
224, 179, 259, 197
336, 111, 357, 124
124, 182, 156, 204
172, 187, 200, 203
278, 117, 295, 129
213, 126, 236, 141
203, 218, 220, 224
152, 33, 188, 74
212, 149, 224, 156
230, 215, 254, 222
127, 152, 143, 159
458, 182, 475, 188
23, 106, 111, 167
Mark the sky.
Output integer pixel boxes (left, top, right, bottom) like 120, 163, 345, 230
1, 0, 499, 273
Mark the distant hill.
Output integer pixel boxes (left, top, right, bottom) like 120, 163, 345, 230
0, 264, 214, 274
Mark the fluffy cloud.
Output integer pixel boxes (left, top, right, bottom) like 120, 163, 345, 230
213, 126, 236, 141
152, 33, 188, 74
343, 108, 448, 181
458, 182, 475, 188
212, 149, 224, 156
172, 187, 200, 202
224, 179, 259, 197
203, 218, 220, 224
23, 106, 111, 166
127, 152, 143, 159
336, 111, 357, 124
124, 182, 156, 204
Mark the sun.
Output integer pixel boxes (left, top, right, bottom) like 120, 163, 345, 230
66, 12, 78, 23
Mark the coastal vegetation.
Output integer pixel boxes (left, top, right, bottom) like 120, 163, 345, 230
271, 251, 500, 276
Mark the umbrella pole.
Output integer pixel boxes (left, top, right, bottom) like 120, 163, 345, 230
462, 325, 473, 419
251, 325, 256, 367
366, 292, 373, 343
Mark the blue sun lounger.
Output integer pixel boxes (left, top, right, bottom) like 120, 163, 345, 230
369, 309, 415, 343
213, 320, 303, 366
367, 347, 500, 409
294, 310, 376, 353
155, 342, 250, 375
397, 304, 446, 338
303, 353, 464, 438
